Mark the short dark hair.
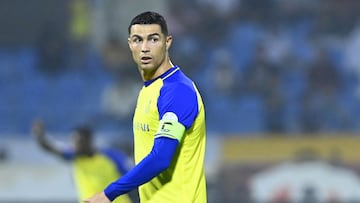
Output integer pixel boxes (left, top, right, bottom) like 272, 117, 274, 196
128, 11, 168, 36
74, 125, 93, 139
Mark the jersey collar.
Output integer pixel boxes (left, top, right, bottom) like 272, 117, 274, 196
144, 66, 179, 87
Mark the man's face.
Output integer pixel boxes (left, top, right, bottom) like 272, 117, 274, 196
128, 24, 172, 78
72, 133, 91, 154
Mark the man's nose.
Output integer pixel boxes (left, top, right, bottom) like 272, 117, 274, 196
141, 41, 150, 52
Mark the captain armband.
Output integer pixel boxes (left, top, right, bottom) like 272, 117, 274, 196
155, 113, 186, 141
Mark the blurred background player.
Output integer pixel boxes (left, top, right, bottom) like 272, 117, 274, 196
31, 120, 136, 203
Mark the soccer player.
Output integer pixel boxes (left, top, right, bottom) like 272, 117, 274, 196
32, 121, 134, 203
83, 11, 207, 203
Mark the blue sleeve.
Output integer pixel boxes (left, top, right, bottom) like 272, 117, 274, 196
158, 83, 198, 129
62, 149, 75, 161
104, 137, 178, 201
102, 148, 130, 174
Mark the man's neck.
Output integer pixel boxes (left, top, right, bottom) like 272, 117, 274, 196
141, 59, 174, 81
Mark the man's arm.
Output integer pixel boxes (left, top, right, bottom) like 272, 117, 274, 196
83, 137, 179, 203
104, 137, 178, 199
32, 120, 65, 157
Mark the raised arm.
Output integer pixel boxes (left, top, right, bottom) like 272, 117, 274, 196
31, 120, 65, 157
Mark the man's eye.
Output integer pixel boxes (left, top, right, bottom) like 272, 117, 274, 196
134, 38, 141, 43
150, 38, 158, 42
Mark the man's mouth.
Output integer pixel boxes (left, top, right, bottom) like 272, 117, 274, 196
141, 56, 152, 64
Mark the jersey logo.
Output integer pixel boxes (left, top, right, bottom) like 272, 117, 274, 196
135, 122, 150, 132
162, 112, 178, 121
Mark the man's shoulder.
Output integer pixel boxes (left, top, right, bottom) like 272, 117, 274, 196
162, 70, 195, 93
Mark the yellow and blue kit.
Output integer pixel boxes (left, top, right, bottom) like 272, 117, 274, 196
104, 66, 207, 203
63, 148, 132, 203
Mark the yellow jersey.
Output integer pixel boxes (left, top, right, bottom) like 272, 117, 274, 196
71, 151, 132, 203
133, 66, 207, 203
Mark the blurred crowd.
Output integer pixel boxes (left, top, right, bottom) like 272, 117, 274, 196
1, 0, 360, 135
169, 0, 360, 134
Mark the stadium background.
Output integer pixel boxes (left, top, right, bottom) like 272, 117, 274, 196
1, 0, 360, 202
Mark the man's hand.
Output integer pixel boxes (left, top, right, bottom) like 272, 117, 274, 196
32, 120, 45, 140
83, 192, 111, 203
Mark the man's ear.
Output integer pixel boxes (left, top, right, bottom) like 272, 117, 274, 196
128, 38, 132, 50
166, 35, 173, 50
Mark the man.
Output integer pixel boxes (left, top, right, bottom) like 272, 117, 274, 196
84, 11, 207, 203
32, 121, 134, 203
